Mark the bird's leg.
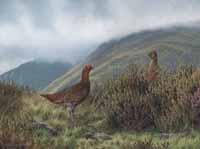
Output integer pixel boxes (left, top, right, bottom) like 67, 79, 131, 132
67, 103, 75, 128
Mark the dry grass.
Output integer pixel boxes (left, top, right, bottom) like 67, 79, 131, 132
0, 81, 37, 148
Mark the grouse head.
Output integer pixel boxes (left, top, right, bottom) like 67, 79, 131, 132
84, 64, 93, 72
148, 50, 157, 60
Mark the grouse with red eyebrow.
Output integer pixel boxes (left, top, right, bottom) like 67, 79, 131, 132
41, 64, 93, 127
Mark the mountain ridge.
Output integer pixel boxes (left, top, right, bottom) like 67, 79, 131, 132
0, 60, 72, 90
45, 24, 200, 93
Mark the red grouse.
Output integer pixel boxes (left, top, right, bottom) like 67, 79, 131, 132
41, 64, 93, 127
146, 50, 160, 81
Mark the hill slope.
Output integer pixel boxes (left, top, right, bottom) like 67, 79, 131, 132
45, 26, 200, 93
0, 60, 72, 90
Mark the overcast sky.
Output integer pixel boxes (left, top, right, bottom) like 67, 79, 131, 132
0, 0, 199, 74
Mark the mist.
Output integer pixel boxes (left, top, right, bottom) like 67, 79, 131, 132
0, 0, 199, 74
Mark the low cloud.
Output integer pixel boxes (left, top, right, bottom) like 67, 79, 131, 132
0, 0, 199, 74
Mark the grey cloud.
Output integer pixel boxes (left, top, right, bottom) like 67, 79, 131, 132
0, 0, 200, 74
21, 0, 54, 29
0, 0, 19, 24
63, 0, 111, 19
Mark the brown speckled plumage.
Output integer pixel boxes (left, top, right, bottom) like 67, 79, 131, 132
41, 64, 93, 127
41, 81, 90, 105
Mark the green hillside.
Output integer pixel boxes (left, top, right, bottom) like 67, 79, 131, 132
0, 60, 72, 90
45, 26, 200, 93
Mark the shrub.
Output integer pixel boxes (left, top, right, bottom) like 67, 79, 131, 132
149, 66, 194, 132
95, 64, 197, 132
0, 81, 32, 129
186, 87, 200, 128
0, 81, 35, 148
95, 65, 153, 131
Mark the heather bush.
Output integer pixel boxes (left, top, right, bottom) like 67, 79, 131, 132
149, 66, 194, 132
95, 64, 198, 132
186, 87, 200, 128
0, 81, 32, 129
95, 65, 153, 130
0, 81, 35, 148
